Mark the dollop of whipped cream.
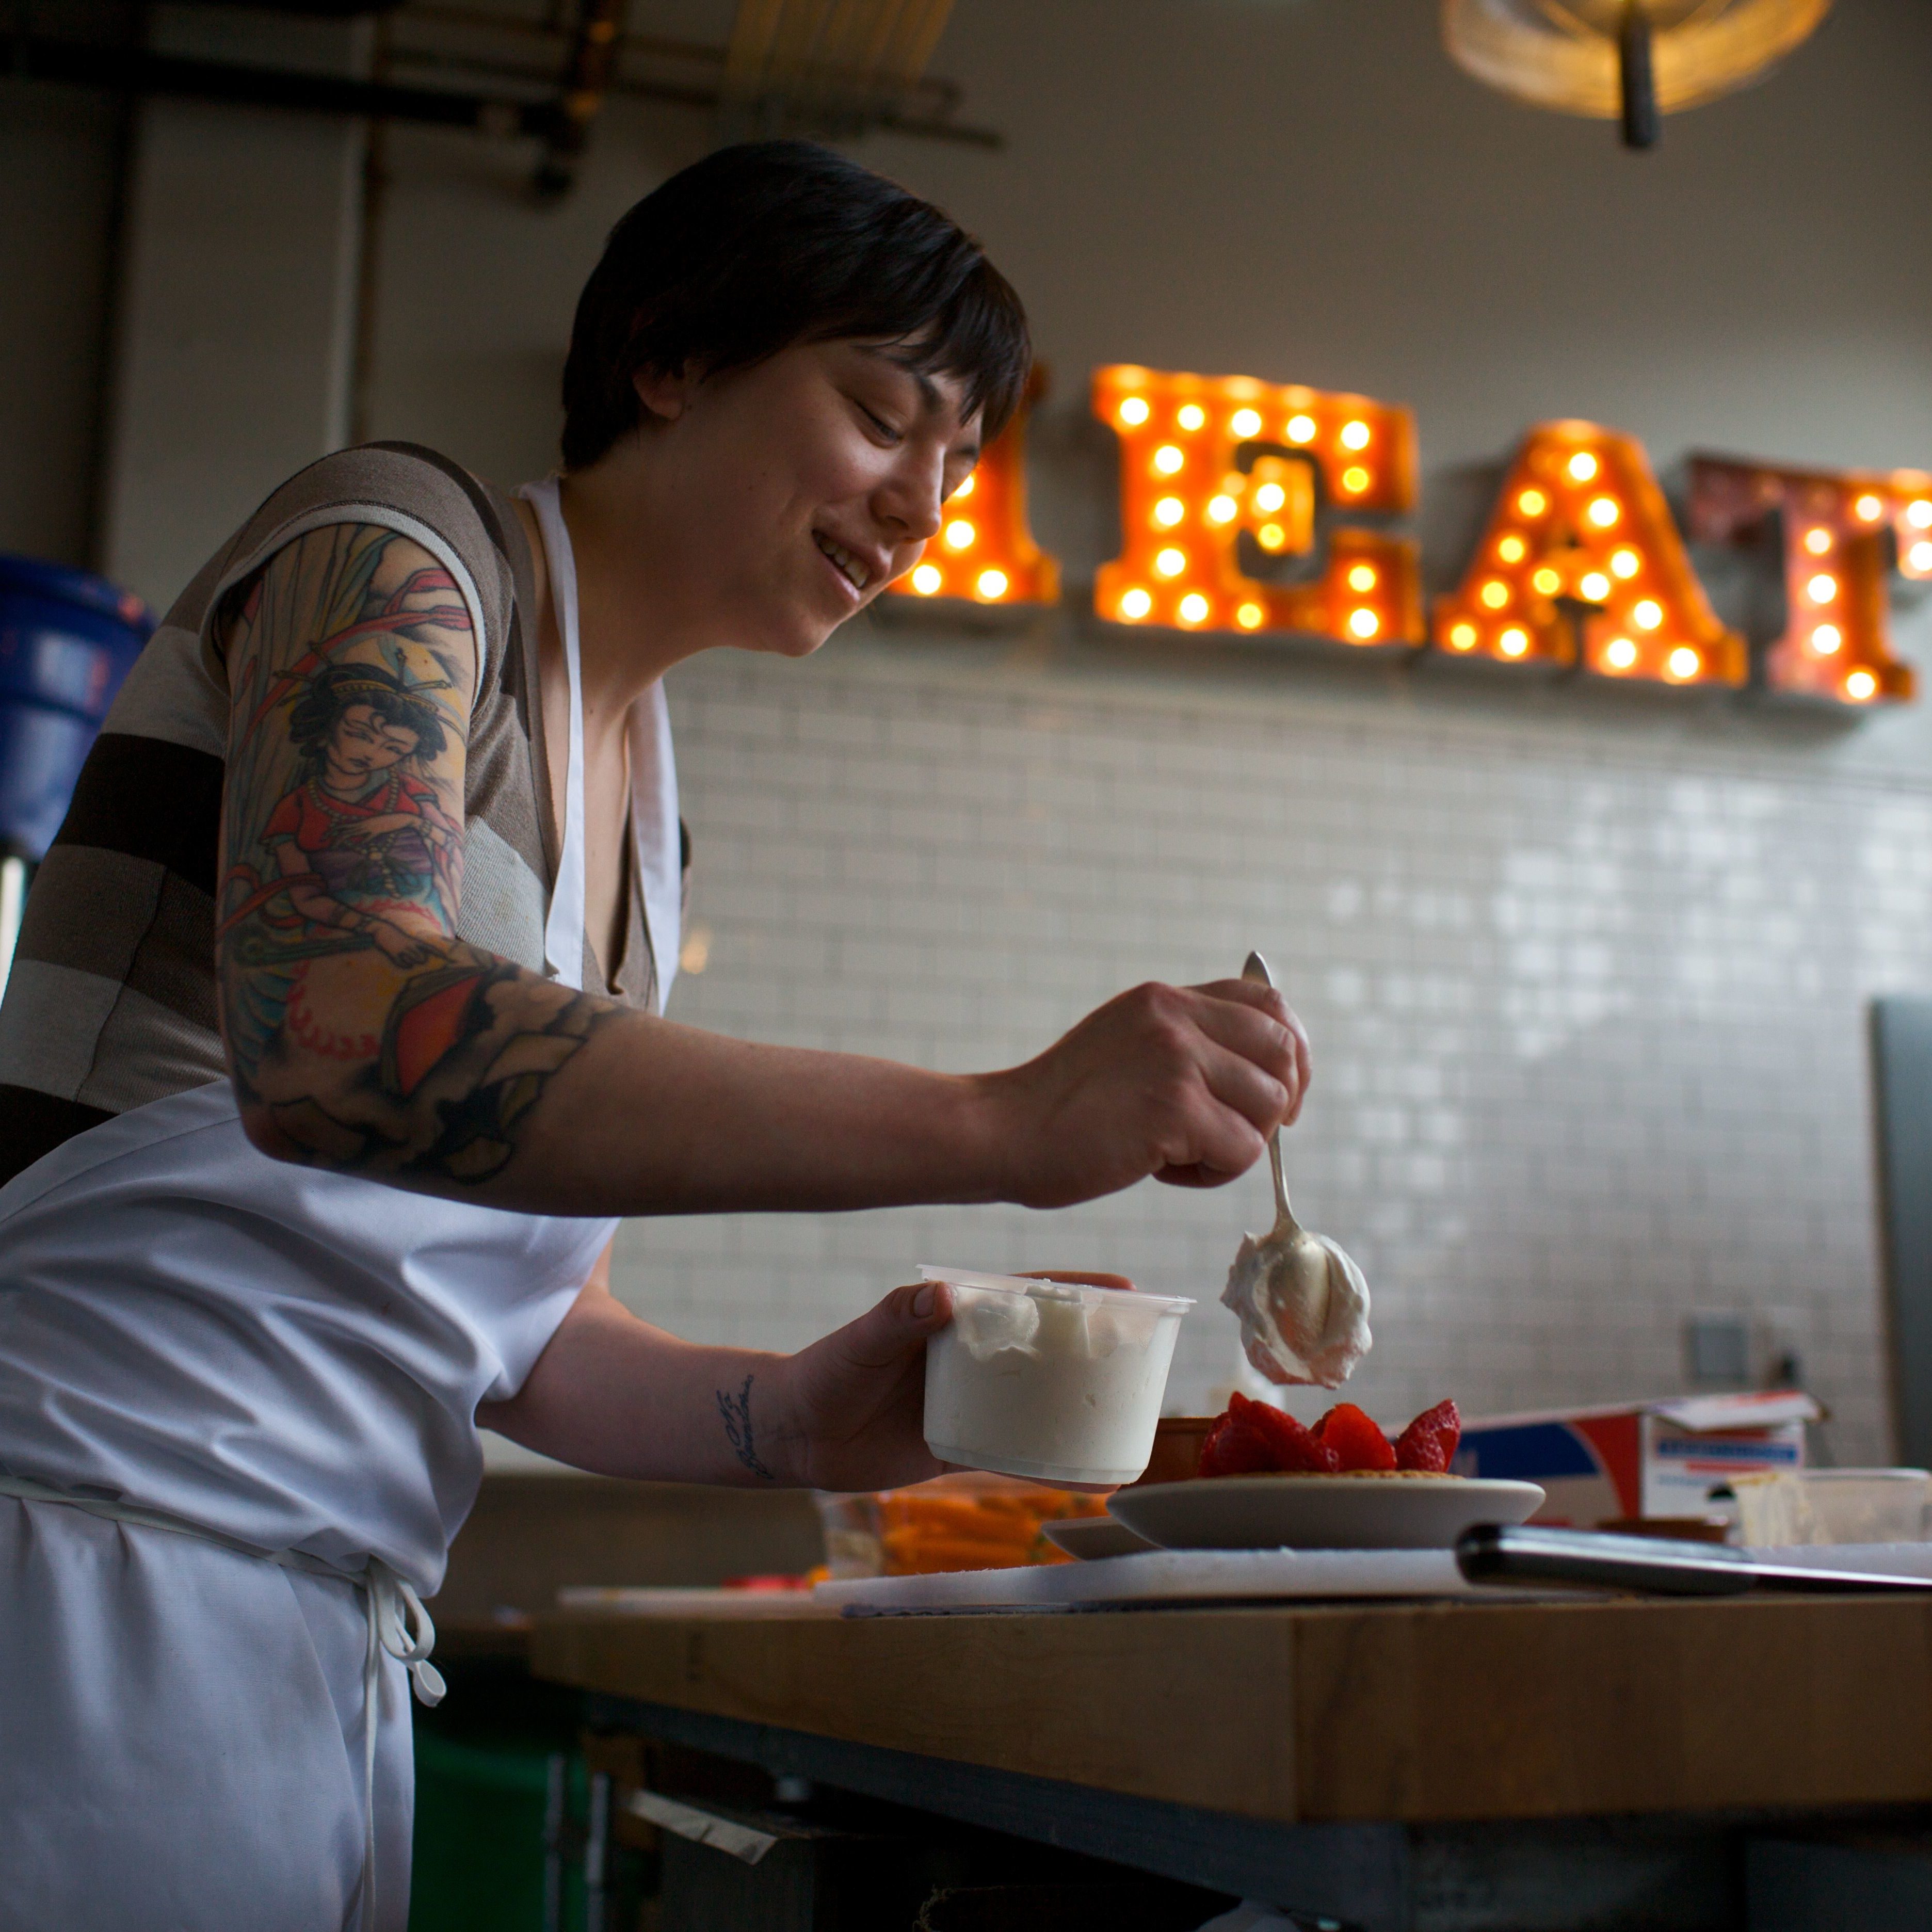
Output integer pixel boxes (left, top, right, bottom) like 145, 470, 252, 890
1220, 1227, 1372, 1389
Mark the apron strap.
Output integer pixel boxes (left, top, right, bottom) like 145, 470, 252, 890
0, 1475, 440, 1932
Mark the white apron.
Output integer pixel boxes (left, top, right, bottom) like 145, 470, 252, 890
0, 479, 678, 1932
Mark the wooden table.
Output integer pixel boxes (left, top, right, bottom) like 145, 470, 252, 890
532, 1593, 1932, 1929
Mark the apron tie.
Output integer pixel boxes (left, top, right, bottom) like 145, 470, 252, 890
0, 1476, 437, 1932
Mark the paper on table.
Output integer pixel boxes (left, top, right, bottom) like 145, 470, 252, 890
814, 1545, 1544, 1614
556, 1587, 830, 1616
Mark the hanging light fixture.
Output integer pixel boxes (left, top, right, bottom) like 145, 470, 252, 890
1442, 1, 1833, 151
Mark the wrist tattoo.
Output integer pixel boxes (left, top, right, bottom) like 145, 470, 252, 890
716, 1373, 776, 1482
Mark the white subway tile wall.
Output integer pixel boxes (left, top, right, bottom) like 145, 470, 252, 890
610, 626, 1932, 1464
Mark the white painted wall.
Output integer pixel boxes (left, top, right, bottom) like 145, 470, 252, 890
98, 7, 368, 608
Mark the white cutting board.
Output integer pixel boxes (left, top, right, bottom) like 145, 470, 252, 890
813, 1547, 1526, 1615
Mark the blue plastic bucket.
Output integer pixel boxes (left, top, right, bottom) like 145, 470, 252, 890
0, 555, 154, 860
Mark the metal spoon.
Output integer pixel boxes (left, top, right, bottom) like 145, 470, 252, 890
1218, 951, 1373, 1389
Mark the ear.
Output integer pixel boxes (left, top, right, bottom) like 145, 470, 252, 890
633, 362, 698, 426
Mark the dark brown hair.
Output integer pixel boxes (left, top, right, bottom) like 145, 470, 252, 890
561, 141, 1030, 470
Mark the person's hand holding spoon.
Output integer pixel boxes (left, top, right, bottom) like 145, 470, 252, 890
1219, 950, 1373, 1388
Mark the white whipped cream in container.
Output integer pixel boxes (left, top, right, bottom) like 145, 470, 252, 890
919, 1267, 1193, 1486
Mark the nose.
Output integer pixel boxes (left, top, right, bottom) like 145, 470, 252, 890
873, 447, 946, 549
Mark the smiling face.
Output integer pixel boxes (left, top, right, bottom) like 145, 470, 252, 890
617, 337, 984, 661
326, 703, 419, 785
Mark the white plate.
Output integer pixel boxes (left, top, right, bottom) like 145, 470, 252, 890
1107, 1473, 1546, 1552
1040, 1516, 1160, 1560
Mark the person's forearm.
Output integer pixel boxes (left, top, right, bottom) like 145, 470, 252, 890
478, 1285, 806, 1484
508, 1009, 1007, 1216
232, 925, 1007, 1216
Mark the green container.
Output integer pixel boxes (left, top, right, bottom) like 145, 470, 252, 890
409, 1729, 585, 1932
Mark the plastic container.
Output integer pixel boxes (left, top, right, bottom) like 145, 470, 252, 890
1803, 1468, 1930, 1544
812, 1472, 1109, 1579
0, 554, 153, 861
920, 1267, 1193, 1486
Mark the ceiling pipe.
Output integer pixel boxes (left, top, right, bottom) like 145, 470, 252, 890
4, 18, 998, 174
4, 31, 561, 139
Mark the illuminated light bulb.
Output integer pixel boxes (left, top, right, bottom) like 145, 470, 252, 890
953, 473, 976, 501
1236, 602, 1264, 630
910, 564, 943, 595
1567, 452, 1599, 483
1253, 480, 1287, 514
1586, 496, 1620, 528
976, 569, 1009, 600
1855, 493, 1884, 522
1499, 627, 1530, 657
1340, 419, 1372, 451
1286, 414, 1316, 443
1119, 587, 1153, 620
1496, 535, 1527, 564
1178, 592, 1210, 624
1207, 495, 1238, 525
1341, 466, 1371, 494
1604, 637, 1638, 671
1518, 488, 1548, 517
1910, 500, 1932, 529
1806, 572, 1838, 603
1811, 624, 1842, 655
1609, 548, 1640, 578
1153, 445, 1185, 475
1448, 621, 1478, 651
1666, 646, 1701, 681
1230, 408, 1263, 439
1154, 547, 1187, 578
1579, 571, 1611, 602
1153, 497, 1185, 527
1178, 403, 1207, 432
943, 519, 976, 551
1347, 607, 1380, 640
1118, 396, 1151, 427
1532, 566, 1563, 596
1347, 562, 1378, 592
1633, 599, 1663, 631
1911, 541, 1932, 571
1479, 579, 1511, 610
1802, 525, 1831, 555
1258, 523, 1286, 551
1847, 669, 1879, 701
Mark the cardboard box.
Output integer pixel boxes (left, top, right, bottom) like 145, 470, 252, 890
1455, 1391, 1820, 1526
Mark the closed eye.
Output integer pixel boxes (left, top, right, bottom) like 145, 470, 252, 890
852, 398, 904, 444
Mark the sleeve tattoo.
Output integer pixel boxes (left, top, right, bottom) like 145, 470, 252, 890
218, 523, 616, 1184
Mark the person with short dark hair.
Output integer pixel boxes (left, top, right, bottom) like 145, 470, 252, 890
0, 141, 1309, 1929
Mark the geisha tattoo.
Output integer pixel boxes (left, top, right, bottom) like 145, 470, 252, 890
218, 523, 613, 1186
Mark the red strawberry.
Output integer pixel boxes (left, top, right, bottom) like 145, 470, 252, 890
1393, 1398, 1461, 1474
1312, 1402, 1397, 1472
1199, 1393, 1341, 1477
1198, 1414, 1281, 1477
1243, 1394, 1341, 1474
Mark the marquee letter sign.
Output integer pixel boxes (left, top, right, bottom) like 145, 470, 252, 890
1092, 365, 1422, 647
890, 367, 1058, 608
1434, 421, 1746, 687
886, 359, 1917, 711
1687, 456, 1925, 704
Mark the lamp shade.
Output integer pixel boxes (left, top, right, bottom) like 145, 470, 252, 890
1443, 0, 1831, 121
